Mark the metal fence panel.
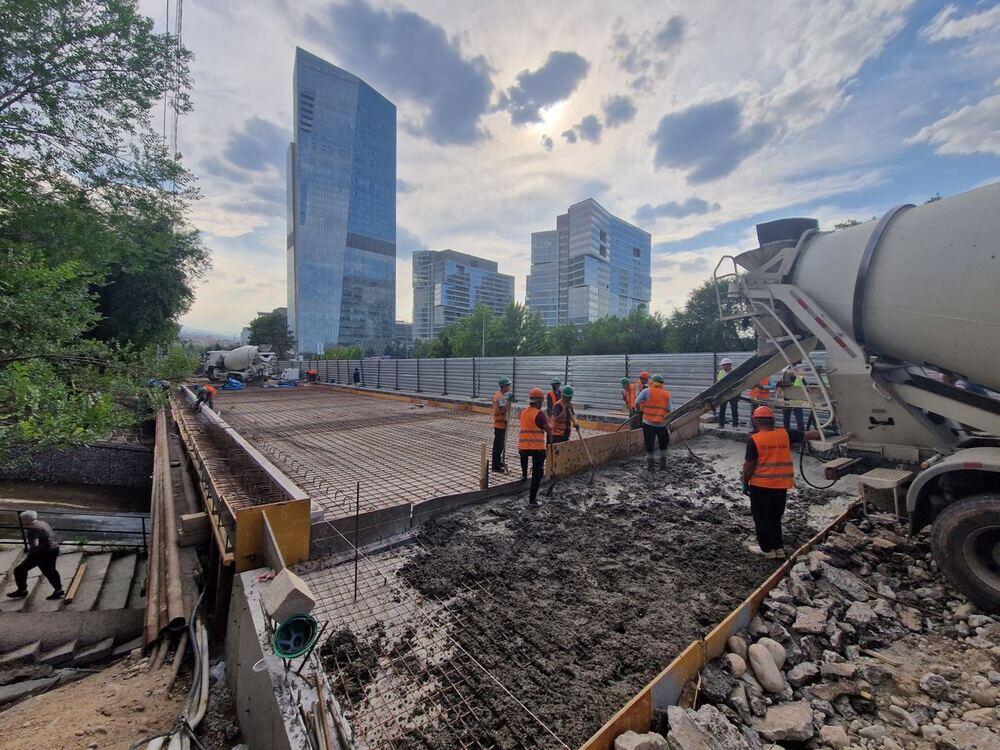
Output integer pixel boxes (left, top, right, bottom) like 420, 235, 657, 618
477, 357, 514, 400
567, 355, 628, 413
446, 358, 476, 397
420, 358, 445, 394
514, 356, 568, 400
398, 359, 418, 392
361, 358, 380, 387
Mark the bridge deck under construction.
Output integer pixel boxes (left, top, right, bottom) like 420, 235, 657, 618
215, 386, 595, 521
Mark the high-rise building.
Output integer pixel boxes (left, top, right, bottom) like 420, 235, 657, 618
412, 250, 515, 340
527, 198, 651, 326
287, 47, 396, 355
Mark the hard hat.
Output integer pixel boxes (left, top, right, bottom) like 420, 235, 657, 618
550, 378, 561, 386
639, 371, 650, 379
498, 377, 511, 386
720, 357, 732, 366
652, 374, 664, 383
561, 385, 575, 398
529, 387, 544, 399
620, 377, 630, 386
752, 406, 775, 420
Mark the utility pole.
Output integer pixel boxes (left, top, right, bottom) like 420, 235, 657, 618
481, 314, 486, 358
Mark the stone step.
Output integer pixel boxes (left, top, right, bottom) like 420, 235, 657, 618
126, 556, 148, 609
28, 551, 83, 613
0, 557, 45, 613
95, 553, 137, 610
0, 546, 23, 590
67, 552, 112, 611
73, 637, 114, 666
0, 641, 40, 667
38, 640, 77, 666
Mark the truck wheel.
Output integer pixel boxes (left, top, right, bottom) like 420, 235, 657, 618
206, 367, 216, 382
931, 493, 1000, 613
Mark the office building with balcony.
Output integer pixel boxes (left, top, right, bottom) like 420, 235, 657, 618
412, 250, 515, 340
287, 47, 396, 354
526, 198, 651, 326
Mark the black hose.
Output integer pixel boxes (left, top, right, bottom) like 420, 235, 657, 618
798, 434, 838, 490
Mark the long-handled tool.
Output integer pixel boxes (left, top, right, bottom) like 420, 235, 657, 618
575, 424, 597, 485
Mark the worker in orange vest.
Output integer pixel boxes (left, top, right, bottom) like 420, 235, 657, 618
620, 376, 634, 411
519, 388, 552, 506
545, 378, 562, 417
748, 376, 771, 403
634, 374, 671, 469
491, 377, 513, 473
742, 406, 820, 558
194, 384, 217, 412
549, 385, 576, 444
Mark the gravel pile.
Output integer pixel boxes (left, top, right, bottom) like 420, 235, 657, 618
616, 510, 1000, 750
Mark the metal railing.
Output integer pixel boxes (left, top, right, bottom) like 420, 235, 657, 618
0, 508, 149, 553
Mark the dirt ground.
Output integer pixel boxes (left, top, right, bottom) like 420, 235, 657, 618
0, 652, 240, 750
321, 435, 852, 748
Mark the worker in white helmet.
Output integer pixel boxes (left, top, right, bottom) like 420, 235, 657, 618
716, 358, 740, 428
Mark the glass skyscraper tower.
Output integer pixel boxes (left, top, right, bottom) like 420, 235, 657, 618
287, 48, 396, 354
527, 198, 651, 326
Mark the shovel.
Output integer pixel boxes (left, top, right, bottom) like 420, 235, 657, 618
575, 424, 597, 485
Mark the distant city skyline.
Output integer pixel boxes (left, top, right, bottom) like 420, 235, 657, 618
287, 48, 396, 354
412, 249, 515, 340
172, 2, 1000, 334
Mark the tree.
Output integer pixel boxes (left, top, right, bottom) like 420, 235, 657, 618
548, 324, 580, 355
248, 309, 295, 358
667, 278, 755, 353
321, 345, 362, 360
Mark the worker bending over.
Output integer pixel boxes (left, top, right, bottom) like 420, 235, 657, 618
491, 377, 513, 472
8, 511, 63, 600
634, 374, 671, 469
741, 406, 819, 558
549, 385, 576, 443
194, 384, 217, 412
519, 388, 553, 506
716, 358, 740, 428
546, 379, 562, 416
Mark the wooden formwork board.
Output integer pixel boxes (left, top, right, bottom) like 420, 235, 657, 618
233, 498, 310, 573
549, 419, 701, 478
580, 499, 860, 750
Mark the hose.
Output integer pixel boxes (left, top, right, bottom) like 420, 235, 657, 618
798, 434, 838, 490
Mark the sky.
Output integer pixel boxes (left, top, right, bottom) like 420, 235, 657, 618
155, 0, 1000, 336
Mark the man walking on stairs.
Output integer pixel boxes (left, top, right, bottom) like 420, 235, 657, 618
8, 511, 64, 600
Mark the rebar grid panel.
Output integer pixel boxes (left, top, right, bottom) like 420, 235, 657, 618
217, 388, 595, 522
300, 541, 568, 749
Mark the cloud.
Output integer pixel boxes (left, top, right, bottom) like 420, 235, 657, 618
397, 179, 417, 194
221, 117, 289, 172
611, 16, 686, 92
305, 0, 494, 145
541, 134, 554, 151
907, 94, 1000, 156
634, 197, 721, 222
602, 95, 637, 127
920, 4, 1000, 43
654, 16, 686, 52
395, 225, 427, 260
495, 50, 590, 125
650, 98, 773, 182
561, 114, 604, 145
561, 128, 577, 144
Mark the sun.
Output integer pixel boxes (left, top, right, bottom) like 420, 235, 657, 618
537, 101, 566, 132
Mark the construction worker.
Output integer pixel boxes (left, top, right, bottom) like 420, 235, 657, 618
491, 377, 513, 472
620, 377, 635, 415
742, 406, 820, 558
748, 376, 771, 404
546, 379, 562, 417
7, 511, 63, 600
716, 357, 740, 428
780, 362, 806, 433
634, 374, 671, 469
519, 388, 552, 506
550, 385, 576, 443
194, 383, 217, 412
633, 371, 650, 428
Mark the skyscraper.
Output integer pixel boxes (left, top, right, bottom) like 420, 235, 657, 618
412, 250, 515, 340
287, 47, 396, 355
527, 198, 651, 326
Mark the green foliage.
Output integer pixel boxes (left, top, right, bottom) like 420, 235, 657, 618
248, 309, 295, 358
321, 345, 363, 360
667, 279, 755, 353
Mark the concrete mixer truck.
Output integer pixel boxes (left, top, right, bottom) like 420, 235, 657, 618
204, 345, 276, 383
666, 181, 1000, 611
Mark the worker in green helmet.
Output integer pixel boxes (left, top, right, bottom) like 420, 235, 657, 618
491, 376, 513, 472
550, 385, 576, 443
621, 376, 638, 427
634, 374, 671, 469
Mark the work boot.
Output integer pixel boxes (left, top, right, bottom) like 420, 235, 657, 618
659, 454, 667, 470
6, 589, 28, 599
646, 455, 655, 470
46, 590, 64, 600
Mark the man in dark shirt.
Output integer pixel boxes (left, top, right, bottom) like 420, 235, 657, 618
8, 511, 64, 600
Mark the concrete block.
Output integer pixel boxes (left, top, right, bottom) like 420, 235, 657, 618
261, 568, 315, 623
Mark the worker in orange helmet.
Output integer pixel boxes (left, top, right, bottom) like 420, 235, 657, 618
194, 383, 217, 413
519, 387, 552, 506
634, 374, 671, 469
741, 405, 820, 558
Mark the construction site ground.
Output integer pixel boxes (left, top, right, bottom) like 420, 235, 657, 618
297, 434, 857, 748
212, 385, 603, 520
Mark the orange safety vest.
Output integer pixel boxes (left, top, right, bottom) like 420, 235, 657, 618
635, 378, 648, 399
749, 378, 770, 401
749, 429, 794, 489
492, 390, 509, 429
547, 389, 560, 414
551, 400, 572, 437
204, 385, 217, 397
622, 384, 635, 410
641, 384, 671, 425
518, 406, 546, 451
